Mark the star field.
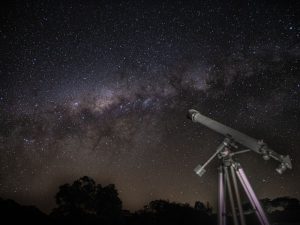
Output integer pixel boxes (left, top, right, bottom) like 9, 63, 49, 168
0, 0, 299, 212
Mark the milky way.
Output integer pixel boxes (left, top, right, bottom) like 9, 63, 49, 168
0, 0, 299, 212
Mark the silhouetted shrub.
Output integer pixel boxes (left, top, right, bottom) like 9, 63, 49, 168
51, 176, 122, 225
0, 197, 51, 225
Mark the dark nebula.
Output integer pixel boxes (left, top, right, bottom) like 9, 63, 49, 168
0, 0, 299, 212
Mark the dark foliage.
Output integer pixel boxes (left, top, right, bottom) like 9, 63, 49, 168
51, 176, 122, 225
0, 176, 299, 225
0, 197, 52, 225
259, 197, 300, 224
129, 199, 214, 225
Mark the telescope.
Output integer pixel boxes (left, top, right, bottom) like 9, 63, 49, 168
187, 109, 292, 225
188, 109, 292, 174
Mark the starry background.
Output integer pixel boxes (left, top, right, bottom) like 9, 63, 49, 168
0, 0, 299, 213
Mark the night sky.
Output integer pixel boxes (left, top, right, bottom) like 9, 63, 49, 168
0, 0, 299, 213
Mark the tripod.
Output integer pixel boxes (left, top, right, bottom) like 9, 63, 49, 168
195, 138, 270, 225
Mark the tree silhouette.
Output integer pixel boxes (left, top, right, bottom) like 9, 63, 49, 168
132, 199, 213, 225
194, 201, 213, 215
268, 197, 300, 224
242, 197, 300, 225
271, 197, 300, 211
1, 176, 299, 225
0, 197, 51, 225
94, 184, 122, 219
51, 176, 122, 225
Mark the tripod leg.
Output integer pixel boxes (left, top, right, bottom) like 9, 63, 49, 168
235, 166, 270, 225
218, 166, 226, 225
230, 165, 246, 225
224, 166, 239, 225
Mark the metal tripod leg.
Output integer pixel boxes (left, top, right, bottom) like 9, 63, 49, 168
235, 166, 270, 225
230, 165, 246, 225
224, 166, 239, 225
218, 166, 226, 225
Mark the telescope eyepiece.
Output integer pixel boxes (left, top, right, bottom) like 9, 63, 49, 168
187, 109, 199, 121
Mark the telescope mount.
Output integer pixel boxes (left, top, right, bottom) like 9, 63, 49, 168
195, 136, 270, 225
